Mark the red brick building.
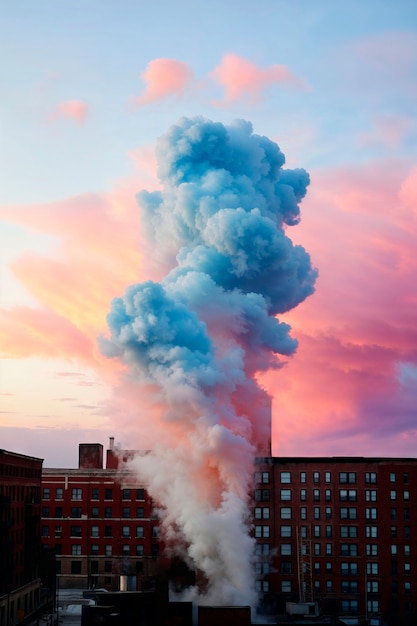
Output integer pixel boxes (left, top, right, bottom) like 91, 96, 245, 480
41, 441, 162, 590
0, 448, 43, 626
254, 456, 417, 625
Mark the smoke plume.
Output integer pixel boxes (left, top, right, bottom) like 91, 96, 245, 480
101, 117, 317, 606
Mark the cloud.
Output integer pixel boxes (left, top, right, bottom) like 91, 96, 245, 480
210, 53, 309, 105
133, 58, 193, 106
358, 114, 415, 150
262, 158, 417, 456
50, 99, 89, 124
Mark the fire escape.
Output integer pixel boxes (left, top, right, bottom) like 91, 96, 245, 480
296, 526, 313, 603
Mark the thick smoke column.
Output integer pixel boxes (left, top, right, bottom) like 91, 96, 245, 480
101, 117, 317, 606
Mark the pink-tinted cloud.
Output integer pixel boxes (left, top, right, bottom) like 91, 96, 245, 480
51, 99, 89, 124
359, 114, 415, 150
133, 58, 193, 106
210, 53, 309, 105
261, 158, 417, 456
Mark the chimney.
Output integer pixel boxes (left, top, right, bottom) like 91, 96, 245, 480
78, 444, 103, 469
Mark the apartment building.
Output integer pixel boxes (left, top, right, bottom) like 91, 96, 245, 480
41, 441, 162, 590
254, 456, 417, 625
0, 448, 44, 626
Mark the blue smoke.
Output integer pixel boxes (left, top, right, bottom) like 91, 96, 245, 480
102, 117, 317, 390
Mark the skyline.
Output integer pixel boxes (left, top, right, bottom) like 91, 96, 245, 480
1, 0, 417, 467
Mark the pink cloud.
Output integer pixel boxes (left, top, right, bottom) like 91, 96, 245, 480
51, 100, 89, 124
359, 114, 415, 150
210, 53, 309, 105
261, 158, 417, 456
133, 58, 193, 106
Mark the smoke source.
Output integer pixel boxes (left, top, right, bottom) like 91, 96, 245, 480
101, 117, 317, 606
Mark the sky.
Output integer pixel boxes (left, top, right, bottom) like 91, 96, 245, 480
1, 0, 417, 468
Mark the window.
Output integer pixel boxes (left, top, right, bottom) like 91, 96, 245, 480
314, 562, 320, 573
280, 525, 291, 538
300, 526, 308, 538
55, 526, 62, 537
152, 527, 159, 539
325, 525, 332, 538
341, 600, 358, 613
325, 507, 332, 519
326, 543, 332, 555
314, 543, 321, 555
255, 562, 270, 576
136, 488, 145, 500
365, 472, 377, 484
121, 544, 129, 555
403, 472, 409, 484
255, 525, 270, 538
91, 544, 99, 555
255, 489, 270, 502
136, 544, 144, 556
71, 507, 82, 518
122, 526, 130, 537
405, 581, 411, 593
314, 507, 320, 519
122, 507, 131, 518
254, 507, 270, 519
280, 507, 291, 519
325, 471, 331, 483
70, 525, 82, 537
341, 526, 358, 538
341, 581, 358, 593
405, 562, 411, 574
122, 489, 131, 500
281, 562, 292, 574
366, 563, 378, 575
367, 580, 379, 593
105, 545, 112, 556
281, 581, 292, 593
71, 561, 81, 574
280, 544, 291, 556
325, 489, 331, 502
280, 472, 291, 484
404, 544, 410, 557
91, 526, 99, 537
339, 489, 357, 501
56, 487, 63, 499
91, 488, 99, 500
72, 488, 82, 500
391, 544, 398, 555
136, 526, 144, 538
340, 507, 357, 519
313, 471, 319, 483
366, 544, 378, 556
326, 580, 333, 592
255, 471, 270, 484
390, 472, 396, 482
313, 525, 320, 537
340, 543, 358, 556
404, 490, 410, 501
280, 489, 291, 501
151, 544, 159, 557
326, 562, 332, 573
90, 560, 99, 574
42, 506, 50, 518
42, 525, 49, 537
91, 507, 99, 518
300, 489, 307, 501
300, 507, 307, 519
105, 507, 112, 518
366, 526, 378, 538
366, 508, 377, 520
256, 543, 270, 557
43, 488, 50, 500
71, 545, 81, 556
136, 507, 145, 518
339, 472, 356, 484
367, 600, 379, 613
392, 579, 398, 592
313, 489, 320, 501
55, 506, 63, 518
366, 490, 377, 501
341, 562, 358, 575
390, 490, 397, 500
300, 472, 306, 483
255, 580, 269, 593
391, 507, 397, 520
404, 507, 410, 520
105, 526, 112, 537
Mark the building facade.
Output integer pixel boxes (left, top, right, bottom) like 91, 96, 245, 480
41, 442, 162, 590
0, 448, 43, 626
254, 456, 417, 625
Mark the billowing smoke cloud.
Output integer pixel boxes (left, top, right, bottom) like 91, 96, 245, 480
101, 117, 317, 606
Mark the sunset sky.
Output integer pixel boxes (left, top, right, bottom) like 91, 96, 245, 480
1, 0, 417, 467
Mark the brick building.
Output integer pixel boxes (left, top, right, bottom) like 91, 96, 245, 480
41, 440, 162, 590
0, 448, 43, 626
254, 456, 417, 625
